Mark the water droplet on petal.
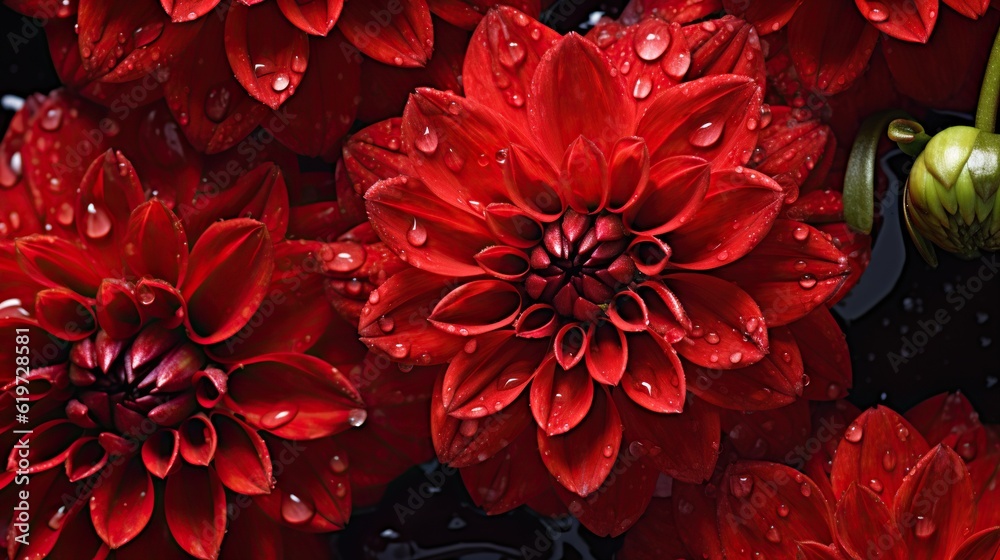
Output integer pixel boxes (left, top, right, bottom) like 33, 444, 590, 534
204, 86, 231, 123
347, 408, 367, 427
730, 475, 754, 498
633, 76, 653, 100
914, 516, 936, 538
406, 219, 428, 247
40, 107, 63, 131
688, 116, 724, 148
261, 407, 299, 429
56, 202, 74, 225
414, 126, 439, 154
329, 454, 349, 474
634, 30, 669, 61
765, 526, 781, 543
281, 493, 315, 524
137, 284, 155, 305
48, 506, 67, 530
867, 3, 889, 22
799, 274, 817, 289
84, 203, 112, 239
271, 73, 290, 92
845, 423, 863, 443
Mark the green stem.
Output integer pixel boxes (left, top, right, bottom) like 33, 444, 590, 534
974, 25, 1000, 132
844, 110, 910, 234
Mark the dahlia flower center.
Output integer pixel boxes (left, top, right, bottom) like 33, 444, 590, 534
524, 209, 637, 321
65, 322, 222, 436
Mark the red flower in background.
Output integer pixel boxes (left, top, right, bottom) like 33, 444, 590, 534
3, 0, 541, 158
726, 0, 1000, 108
345, 6, 862, 536
0, 90, 438, 559
621, 393, 1000, 559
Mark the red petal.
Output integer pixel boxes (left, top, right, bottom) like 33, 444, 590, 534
619, 498, 695, 560
224, 353, 363, 439
718, 462, 835, 558
590, 18, 690, 107
76, 0, 201, 82
615, 391, 720, 483
35, 288, 97, 341
668, 273, 769, 369
182, 163, 289, 243
161, 0, 220, 21
462, 6, 559, 132
123, 199, 188, 286
621, 332, 685, 413
683, 15, 766, 84
15, 235, 103, 297
637, 74, 761, 169
668, 168, 784, 269
75, 150, 145, 272
722, 0, 802, 34
142, 428, 180, 478
90, 455, 154, 548
620, 0, 723, 24
19, 93, 111, 239
219, 502, 282, 560
343, 118, 412, 192
6, 419, 81, 473
586, 321, 628, 385
905, 392, 983, 447
531, 360, 594, 435
208, 242, 333, 361
165, 16, 269, 153
798, 542, 849, 560
165, 464, 227, 560
715, 220, 849, 326
460, 424, 552, 514
432, 374, 534, 467
359, 268, 468, 364
882, 8, 1000, 109
211, 413, 273, 494
754, 109, 835, 196
835, 484, 908, 560
556, 452, 658, 537
672, 480, 725, 559
537, 386, 622, 496
623, 155, 709, 235
180, 219, 274, 345
65, 437, 109, 482
688, 326, 804, 410
951, 527, 1000, 560
254, 435, 351, 531
830, 406, 930, 503
787, 0, 879, 94
179, 413, 217, 465
441, 330, 544, 418
722, 400, 812, 462
365, 176, 495, 277
607, 137, 650, 213
96, 279, 143, 339
402, 87, 522, 210
224, 1, 309, 109
275, 0, 342, 35
559, 136, 609, 213
789, 307, 852, 401
892, 446, 976, 560
503, 143, 564, 220
530, 33, 633, 160
266, 33, 361, 159
339, 0, 434, 66
857, 0, 936, 42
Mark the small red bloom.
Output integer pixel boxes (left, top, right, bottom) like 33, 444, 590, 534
0, 90, 438, 559
725, 0, 999, 101
5, 0, 541, 157
622, 394, 1000, 559
348, 7, 859, 535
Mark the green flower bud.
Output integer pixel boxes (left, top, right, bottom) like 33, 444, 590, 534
905, 126, 1000, 262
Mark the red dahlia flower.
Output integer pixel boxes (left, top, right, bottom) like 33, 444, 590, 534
348, 6, 861, 535
725, 0, 1000, 102
0, 91, 438, 558
4, 0, 540, 157
621, 393, 1000, 559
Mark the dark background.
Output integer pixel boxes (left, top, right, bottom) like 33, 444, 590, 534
2, 1, 997, 558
